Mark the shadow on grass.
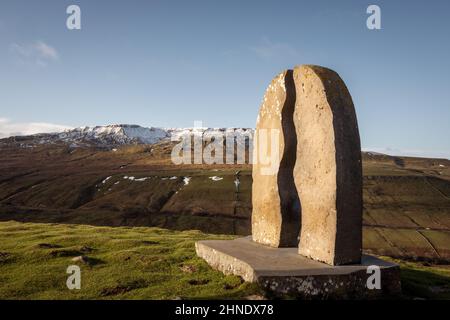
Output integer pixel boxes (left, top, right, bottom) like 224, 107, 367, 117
83, 256, 105, 266
401, 267, 450, 299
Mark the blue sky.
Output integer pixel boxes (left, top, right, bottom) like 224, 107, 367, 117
0, 0, 449, 158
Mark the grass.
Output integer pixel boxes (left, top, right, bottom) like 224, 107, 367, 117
0, 221, 260, 300
1, 221, 449, 300
383, 257, 450, 299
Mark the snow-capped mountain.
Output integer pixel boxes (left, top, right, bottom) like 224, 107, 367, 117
57, 125, 169, 145
0, 124, 254, 148
167, 127, 253, 141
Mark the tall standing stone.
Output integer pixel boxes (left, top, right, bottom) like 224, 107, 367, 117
196, 65, 401, 298
293, 65, 362, 265
252, 70, 300, 247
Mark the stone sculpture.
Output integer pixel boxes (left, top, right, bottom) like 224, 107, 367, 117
293, 65, 362, 265
251, 70, 300, 248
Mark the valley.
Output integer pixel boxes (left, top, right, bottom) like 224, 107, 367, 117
0, 134, 449, 264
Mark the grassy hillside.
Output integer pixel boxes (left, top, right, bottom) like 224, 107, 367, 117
0, 142, 449, 263
0, 221, 259, 299
0, 221, 449, 300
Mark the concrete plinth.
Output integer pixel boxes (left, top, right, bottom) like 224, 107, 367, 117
196, 237, 401, 299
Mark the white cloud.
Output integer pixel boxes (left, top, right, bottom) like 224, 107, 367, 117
34, 41, 59, 60
362, 147, 450, 160
0, 118, 72, 139
249, 37, 299, 60
9, 41, 59, 67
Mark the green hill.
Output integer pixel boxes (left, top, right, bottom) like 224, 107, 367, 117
0, 221, 259, 299
0, 220, 449, 299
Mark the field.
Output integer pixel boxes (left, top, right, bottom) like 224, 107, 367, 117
0, 221, 260, 299
0, 220, 449, 300
0, 141, 449, 299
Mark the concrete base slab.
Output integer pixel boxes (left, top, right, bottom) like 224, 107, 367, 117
196, 237, 401, 299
